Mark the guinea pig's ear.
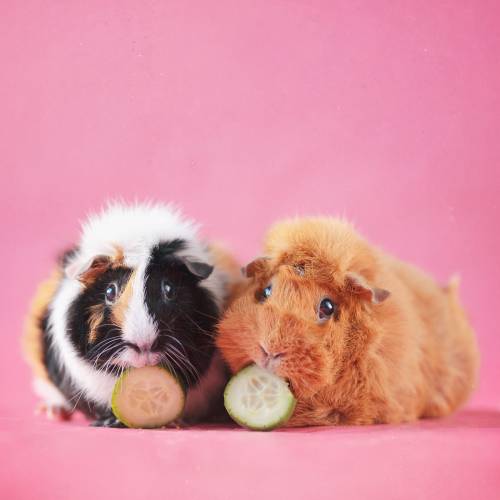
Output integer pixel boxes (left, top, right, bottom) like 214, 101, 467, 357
242, 257, 271, 278
179, 257, 214, 280
346, 273, 390, 304
65, 254, 111, 284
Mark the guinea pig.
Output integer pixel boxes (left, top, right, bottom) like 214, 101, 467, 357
23, 202, 241, 426
216, 217, 479, 426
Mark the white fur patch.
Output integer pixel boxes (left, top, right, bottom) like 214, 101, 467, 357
49, 278, 118, 408
121, 258, 158, 350
33, 378, 70, 410
67, 202, 200, 275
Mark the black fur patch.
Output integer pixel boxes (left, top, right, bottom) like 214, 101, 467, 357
145, 241, 219, 388
41, 310, 108, 418
67, 267, 133, 367
151, 239, 187, 256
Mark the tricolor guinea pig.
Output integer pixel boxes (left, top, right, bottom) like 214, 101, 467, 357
23, 203, 241, 426
216, 217, 479, 426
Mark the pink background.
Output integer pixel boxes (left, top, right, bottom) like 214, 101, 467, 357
1, 1, 499, 499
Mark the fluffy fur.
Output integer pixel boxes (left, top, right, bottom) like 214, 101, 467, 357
216, 217, 479, 426
24, 202, 241, 425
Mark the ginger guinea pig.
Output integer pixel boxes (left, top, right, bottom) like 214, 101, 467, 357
23, 203, 241, 426
216, 217, 479, 426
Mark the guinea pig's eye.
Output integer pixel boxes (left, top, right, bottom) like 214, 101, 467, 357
258, 284, 272, 303
318, 298, 338, 322
105, 283, 118, 305
161, 279, 175, 301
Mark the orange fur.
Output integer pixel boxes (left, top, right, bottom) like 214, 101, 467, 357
112, 245, 125, 267
216, 218, 479, 426
22, 269, 62, 381
78, 256, 109, 286
110, 270, 135, 328
78, 247, 124, 287
208, 242, 246, 307
88, 304, 106, 343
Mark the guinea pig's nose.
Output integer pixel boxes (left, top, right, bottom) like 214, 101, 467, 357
259, 344, 285, 369
124, 341, 154, 353
260, 343, 284, 358
124, 341, 141, 353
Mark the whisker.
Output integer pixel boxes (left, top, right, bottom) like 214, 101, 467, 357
162, 333, 204, 356
187, 308, 220, 321
101, 346, 126, 374
87, 334, 122, 357
88, 336, 120, 355
163, 334, 191, 355
90, 341, 123, 368
165, 344, 199, 383
69, 387, 86, 413
156, 317, 214, 354
177, 311, 216, 339
165, 347, 198, 384
161, 350, 187, 382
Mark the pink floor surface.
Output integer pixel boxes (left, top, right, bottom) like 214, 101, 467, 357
2, 410, 500, 500
1, 1, 500, 499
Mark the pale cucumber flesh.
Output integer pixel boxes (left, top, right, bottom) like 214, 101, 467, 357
111, 366, 185, 428
224, 364, 296, 430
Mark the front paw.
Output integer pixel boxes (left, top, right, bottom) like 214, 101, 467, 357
161, 418, 188, 429
36, 403, 73, 421
91, 416, 126, 428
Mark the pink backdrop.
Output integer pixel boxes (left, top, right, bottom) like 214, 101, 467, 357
1, 1, 499, 499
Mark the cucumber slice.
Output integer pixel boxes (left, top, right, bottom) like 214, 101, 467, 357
224, 364, 296, 430
111, 366, 185, 428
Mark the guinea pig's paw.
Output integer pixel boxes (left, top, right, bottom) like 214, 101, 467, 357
36, 403, 73, 421
160, 418, 189, 429
90, 415, 126, 428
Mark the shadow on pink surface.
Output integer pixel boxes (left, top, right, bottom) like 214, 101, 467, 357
1, 409, 499, 500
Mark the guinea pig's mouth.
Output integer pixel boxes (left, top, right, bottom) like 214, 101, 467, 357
94, 339, 200, 384
112, 349, 162, 369
250, 353, 299, 397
